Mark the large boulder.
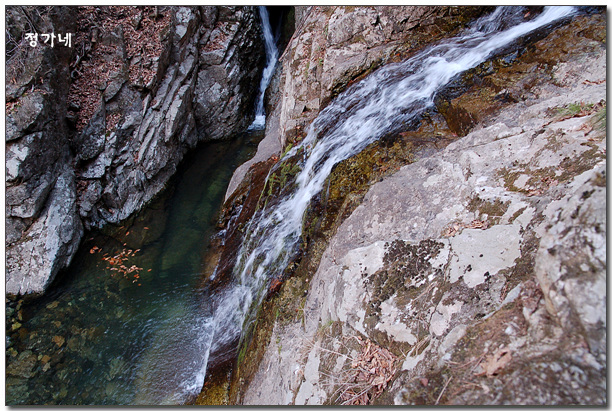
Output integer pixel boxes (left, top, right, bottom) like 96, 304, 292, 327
6, 169, 83, 295
237, 12, 606, 405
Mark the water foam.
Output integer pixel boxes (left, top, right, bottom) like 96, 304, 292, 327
202, 5, 576, 396
249, 6, 279, 130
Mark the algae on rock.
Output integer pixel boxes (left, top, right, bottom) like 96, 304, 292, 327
233, 10, 606, 406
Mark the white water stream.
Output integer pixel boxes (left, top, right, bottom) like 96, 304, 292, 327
250, 6, 279, 130
197, 5, 576, 400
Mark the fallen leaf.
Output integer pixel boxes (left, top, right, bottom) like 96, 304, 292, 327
476, 348, 512, 377
579, 122, 593, 133
52, 335, 65, 348
371, 375, 386, 386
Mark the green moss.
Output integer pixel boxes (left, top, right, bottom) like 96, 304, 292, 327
194, 363, 232, 405
592, 104, 606, 131
281, 142, 293, 158
273, 276, 308, 325
264, 157, 302, 198
366, 239, 444, 321
229, 246, 315, 403
467, 195, 509, 224
556, 101, 594, 118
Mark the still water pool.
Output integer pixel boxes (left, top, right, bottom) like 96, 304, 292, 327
5, 131, 262, 405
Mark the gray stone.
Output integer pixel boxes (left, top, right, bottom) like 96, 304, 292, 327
103, 71, 127, 102
6, 169, 83, 295
75, 105, 106, 163
225, 97, 283, 201
6, 132, 56, 184
10, 91, 48, 134
240, 20, 606, 404
534, 164, 606, 357
6, 173, 55, 220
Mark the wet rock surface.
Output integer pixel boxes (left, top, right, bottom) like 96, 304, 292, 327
224, 6, 489, 202
237, 12, 606, 405
5, 6, 265, 295
276, 6, 489, 146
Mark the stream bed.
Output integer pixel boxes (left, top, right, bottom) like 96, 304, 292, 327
5, 130, 263, 405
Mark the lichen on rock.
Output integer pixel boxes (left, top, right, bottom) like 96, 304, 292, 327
236, 10, 606, 406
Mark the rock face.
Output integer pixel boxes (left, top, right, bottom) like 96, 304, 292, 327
72, 6, 263, 228
232, 11, 606, 405
6, 7, 83, 295
5, 6, 264, 295
276, 6, 489, 143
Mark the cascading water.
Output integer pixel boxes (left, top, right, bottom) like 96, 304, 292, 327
202, 4, 576, 392
4, 134, 266, 406
250, 6, 279, 130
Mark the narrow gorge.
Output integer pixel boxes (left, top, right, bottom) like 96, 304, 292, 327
5, 6, 606, 406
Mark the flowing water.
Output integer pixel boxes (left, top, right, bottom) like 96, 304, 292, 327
6, 7, 279, 405
5, 133, 262, 405
6, 6, 579, 405
200, 4, 578, 384
249, 6, 279, 130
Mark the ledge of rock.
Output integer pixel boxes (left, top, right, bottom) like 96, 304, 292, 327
239, 12, 606, 405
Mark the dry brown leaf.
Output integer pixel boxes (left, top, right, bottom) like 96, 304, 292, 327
443, 220, 489, 237
476, 347, 512, 377
339, 337, 398, 405
52, 335, 65, 348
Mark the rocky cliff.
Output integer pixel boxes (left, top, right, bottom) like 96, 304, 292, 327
6, 6, 264, 295
5, 6, 606, 406
225, 6, 489, 201
220, 7, 606, 405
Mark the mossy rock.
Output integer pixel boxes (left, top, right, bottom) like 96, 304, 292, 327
194, 363, 232, 405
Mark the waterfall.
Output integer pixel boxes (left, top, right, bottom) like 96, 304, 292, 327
250, 6, 279, 130
201, 5, 576, 390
